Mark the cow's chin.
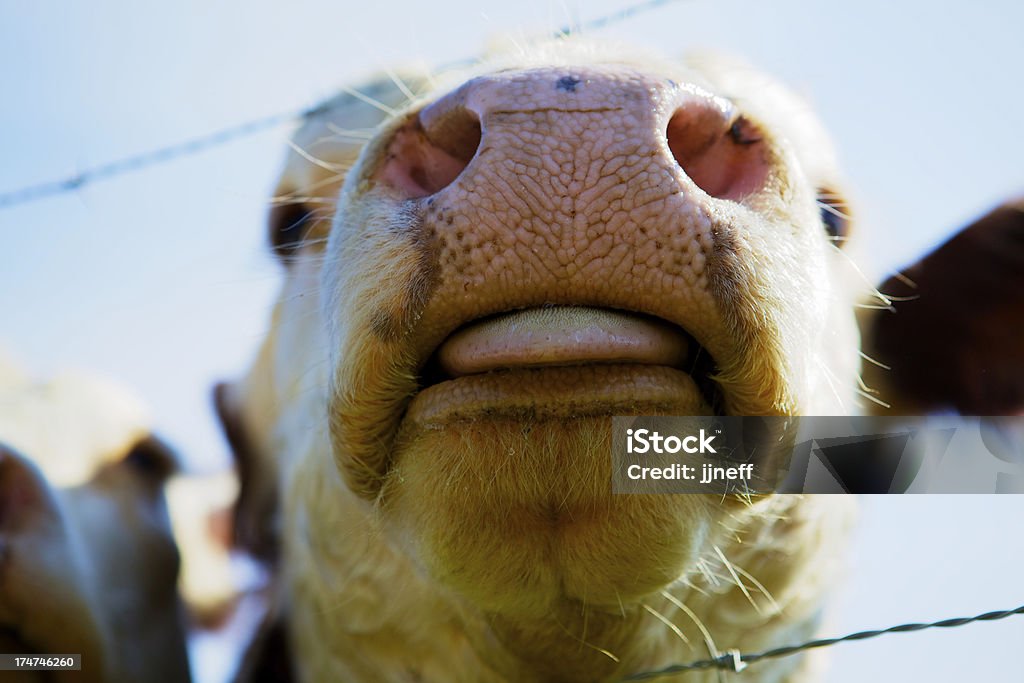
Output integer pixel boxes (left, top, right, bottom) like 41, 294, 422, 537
379, 414, 717, 621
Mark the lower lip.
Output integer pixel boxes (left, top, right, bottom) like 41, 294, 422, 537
405, 364, 711, 426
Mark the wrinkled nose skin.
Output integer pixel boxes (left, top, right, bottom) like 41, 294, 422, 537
369, 66, 774, 361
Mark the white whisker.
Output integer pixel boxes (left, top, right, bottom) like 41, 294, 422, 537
286, 140, 350, 173
337, 84, 398, 117
642, 603, 691, 646
713, 545, 762, 615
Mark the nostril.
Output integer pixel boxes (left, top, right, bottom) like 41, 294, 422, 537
421, 104, 482, 168
377, 103, 481, 199
666, 106, 770, 201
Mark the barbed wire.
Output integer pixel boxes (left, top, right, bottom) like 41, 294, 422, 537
556, 0, 680, 36
0, 0, 685, 211
623, 603, 1024, 680
0, 108, 312, 210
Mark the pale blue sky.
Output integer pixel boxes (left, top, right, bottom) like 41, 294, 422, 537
1, 2, 1022, 681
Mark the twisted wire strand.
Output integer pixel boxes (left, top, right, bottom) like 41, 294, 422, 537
556, 0, 681, 36
0, 107, 311, 209
0, 0, 685, 210
623, 603, 1024, 680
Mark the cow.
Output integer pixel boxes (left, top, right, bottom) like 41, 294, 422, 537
215, 38, 1023, 682
0, 357, 192, 682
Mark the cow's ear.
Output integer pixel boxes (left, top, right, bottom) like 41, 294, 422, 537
861, 198, 1024, 414
212, 382, 279, 564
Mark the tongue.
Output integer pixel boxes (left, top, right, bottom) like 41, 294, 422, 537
436, 306, 690, 378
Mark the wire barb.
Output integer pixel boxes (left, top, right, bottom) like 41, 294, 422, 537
622, 603, 1024, 680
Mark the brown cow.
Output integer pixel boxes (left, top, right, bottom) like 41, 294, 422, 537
0, 360, 192, 683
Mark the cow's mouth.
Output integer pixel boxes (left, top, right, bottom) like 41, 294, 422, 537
410, 306, 723, 423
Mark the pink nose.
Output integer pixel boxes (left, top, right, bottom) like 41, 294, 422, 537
377, 66, 771, 203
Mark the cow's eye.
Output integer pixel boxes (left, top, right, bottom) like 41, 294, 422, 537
817, 188, 851, 245
123, 437, 178, 484
268, 201, 316, 258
